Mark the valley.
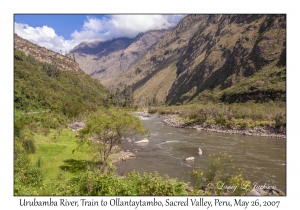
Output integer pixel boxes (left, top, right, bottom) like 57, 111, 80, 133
13, 14, 286, 196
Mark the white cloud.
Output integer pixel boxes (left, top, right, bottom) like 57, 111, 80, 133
83, 16, 104, 32
14, 22, 78, 53
14, 15, 185, 53
71, 15, 185, 43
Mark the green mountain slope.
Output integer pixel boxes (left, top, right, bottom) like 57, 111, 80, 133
14, 49, 108, 117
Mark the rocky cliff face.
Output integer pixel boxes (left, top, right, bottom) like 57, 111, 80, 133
14, 34, 81, 72
105, 14, 286, 105
69, 29, 172, 84
166, 14, 286, 104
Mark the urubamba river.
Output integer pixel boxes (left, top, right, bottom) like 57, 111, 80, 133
115, 116, 286, 193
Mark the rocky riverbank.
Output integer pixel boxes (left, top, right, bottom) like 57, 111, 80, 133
112, 137, 149, 163
164, 115, 286, 139
135, 112, 286, 139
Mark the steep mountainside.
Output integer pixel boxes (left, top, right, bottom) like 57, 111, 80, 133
14, 49, 108, 115
106, 14, 286, 105
14, 35, 108, 114
14, 34, 81, 72
69, 29, 172, 84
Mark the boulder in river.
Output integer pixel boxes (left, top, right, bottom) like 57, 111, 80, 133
198, 148, 202, 155
134, 138, 149, 143
114, 151, 136, 163
185, 157, 195, 161
142, 112, 150, 117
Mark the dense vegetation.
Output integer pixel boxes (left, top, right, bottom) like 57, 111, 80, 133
14, 49, 107, 194
14, 49, 108, 115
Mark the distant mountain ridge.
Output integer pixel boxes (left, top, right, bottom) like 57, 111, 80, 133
68, 29, 173, 84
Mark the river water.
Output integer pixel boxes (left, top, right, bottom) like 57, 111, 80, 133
115, 116, 286, 193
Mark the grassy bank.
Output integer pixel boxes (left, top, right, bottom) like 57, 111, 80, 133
14, 126, 190, 196
28, 129, 95, 183
16, 129, 256, 195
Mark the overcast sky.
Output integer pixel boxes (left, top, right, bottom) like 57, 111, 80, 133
14, 14, 185, 53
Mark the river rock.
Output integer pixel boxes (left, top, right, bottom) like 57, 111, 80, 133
272, 188, 285, 195
255, 189, 269, 196
117, 151, 136, 162
272, 190, 279, 196
198, 148, 202, 155
134, 138, 149, 143
246, 188, 285, 196
185, 157, 195, 161
142, 112, 150, 117
246, 190, 261, 196
125, 138, 132, 142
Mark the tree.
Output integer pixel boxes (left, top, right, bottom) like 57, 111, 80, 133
114, 88, 122, 107
42, 63, 60, 78
152, 95, 158, 106
123, 85, 134, 107
78, 109, 148, 171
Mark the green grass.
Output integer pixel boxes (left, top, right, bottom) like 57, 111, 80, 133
29, 129, 96, 184
18, 126, 190, 196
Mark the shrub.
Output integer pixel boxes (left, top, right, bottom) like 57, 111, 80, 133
275, 113, 286, 128
189, 153, 252, 195
148, 106, 158, 114
66, 170, 188, 196
206, 154, 228, 183
22, 167, 44, 186
22, 139, 36, 154
215, 113, 226, 126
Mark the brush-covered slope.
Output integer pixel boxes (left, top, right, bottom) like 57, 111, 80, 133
69, 29, 172, 84
14, 49, 108, 116
107, 14, 286, 105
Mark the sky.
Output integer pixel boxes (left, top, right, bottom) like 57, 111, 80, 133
14, 14, 185, 53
